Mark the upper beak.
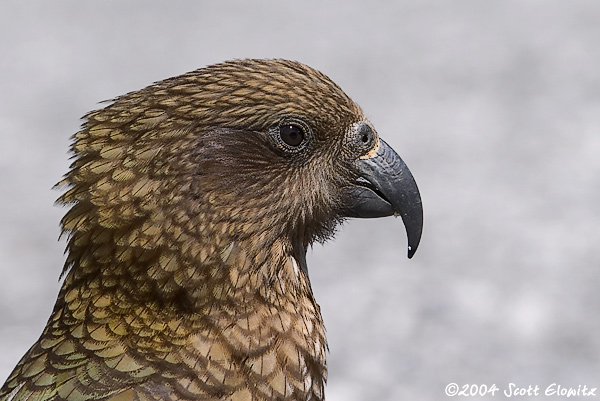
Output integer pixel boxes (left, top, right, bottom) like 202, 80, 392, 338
342, 139, 423, 258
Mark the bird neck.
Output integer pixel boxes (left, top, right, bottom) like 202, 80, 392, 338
57, 233, 328, 400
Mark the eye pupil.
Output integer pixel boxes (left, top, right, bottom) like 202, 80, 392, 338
280, 124, 304, 147
361, 134, 369, 143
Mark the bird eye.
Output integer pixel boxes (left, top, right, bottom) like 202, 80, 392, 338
279, 124, 305, 147
270, 118, 311, 153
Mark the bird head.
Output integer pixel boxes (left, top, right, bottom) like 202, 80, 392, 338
57, 59, 422, 297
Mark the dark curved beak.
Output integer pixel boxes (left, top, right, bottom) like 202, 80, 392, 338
342, 139, 423, 258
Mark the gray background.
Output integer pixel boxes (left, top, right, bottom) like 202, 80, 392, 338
1, 1, 599, 400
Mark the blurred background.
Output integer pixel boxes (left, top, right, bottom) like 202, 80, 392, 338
1, 1, 599, 400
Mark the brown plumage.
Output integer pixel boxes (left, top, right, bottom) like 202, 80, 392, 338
0, 59, 422, 401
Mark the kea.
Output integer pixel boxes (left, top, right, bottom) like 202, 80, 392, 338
0, 59, 423, 401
